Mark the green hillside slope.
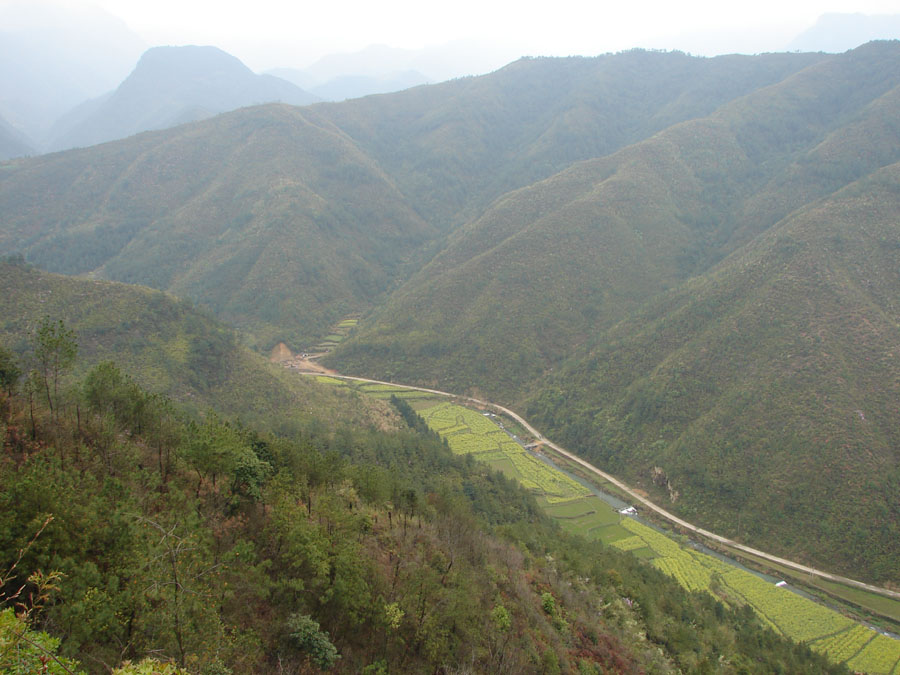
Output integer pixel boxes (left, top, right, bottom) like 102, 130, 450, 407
0, 365, 845, 673
0, 105, 434, 351
0, 259, 389, 430
0, 49, 830, 358
526, 163, 900, 584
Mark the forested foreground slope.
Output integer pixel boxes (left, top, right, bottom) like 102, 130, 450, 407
0, 329, 844, 672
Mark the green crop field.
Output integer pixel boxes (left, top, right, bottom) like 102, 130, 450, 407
350, 394, 900, 672
358, 383, 413, 391
611, 515, 900, 672
420, 403, 589, 502
315, 375, 349, 386
845, 634, 900, 674
311, 377, 439, 403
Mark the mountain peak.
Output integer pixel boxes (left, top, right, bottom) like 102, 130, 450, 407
132, 45, 252, 79
46, 45, 318, 152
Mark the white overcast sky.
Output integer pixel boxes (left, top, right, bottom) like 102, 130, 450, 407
8, 0, 900, 71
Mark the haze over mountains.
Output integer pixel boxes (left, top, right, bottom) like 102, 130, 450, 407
0, 113, 33, 160
0, 0, 145, 143
789, 13, 900, 53
4, 41, 900, 590
3, 0, 900, 160
46, 45, 319, 152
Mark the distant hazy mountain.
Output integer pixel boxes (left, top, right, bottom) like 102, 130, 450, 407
302, 41, 519, 85
268, 41, 515, 103
0, 1, 145, 142
47, 46, 319, 152
271, 68, 430, 102
788, 13, 900, 53
0, 113, 34, 160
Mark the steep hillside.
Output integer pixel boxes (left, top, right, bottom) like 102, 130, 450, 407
0, 259, 390, 430
47, 45, 318, 152
0, 105, 435, 350
331, 42, 900, 401
525, 162, 900, 584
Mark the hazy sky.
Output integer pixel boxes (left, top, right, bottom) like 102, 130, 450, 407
7, 0, 900, 71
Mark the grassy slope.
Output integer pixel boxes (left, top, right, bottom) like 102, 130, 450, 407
0, 105, 435, 351
0, 260, 394, 430
331, 43, 900, 402
527, 163, 900, 584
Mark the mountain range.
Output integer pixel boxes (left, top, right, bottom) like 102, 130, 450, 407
3, 42, 900, 587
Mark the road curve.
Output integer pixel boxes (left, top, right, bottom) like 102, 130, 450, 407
301, 371, 900, 602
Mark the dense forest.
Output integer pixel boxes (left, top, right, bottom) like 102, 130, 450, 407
0, 323, 844, 673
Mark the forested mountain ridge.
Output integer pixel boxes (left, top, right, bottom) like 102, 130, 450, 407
527, 161, 900, 582
332, 41, 900, 398
307, 48, 828, 229
0, 48, 828, 354
329, 41, 900, 583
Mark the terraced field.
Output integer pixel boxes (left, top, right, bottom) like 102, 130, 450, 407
309, 380, 900, 673
617, 517, 900, 673
415, 401, 900, 674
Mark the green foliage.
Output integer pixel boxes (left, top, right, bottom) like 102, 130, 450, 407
0, 608, 84, 675
112, 659, 191, 674
0, 343, 20, 395
286, 613, 339, 670
490, 604, 511, 633
33, 316, 77, 417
